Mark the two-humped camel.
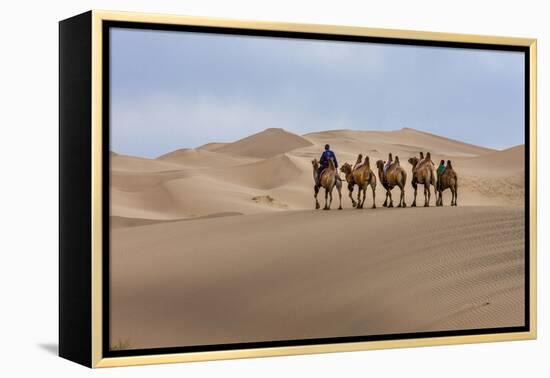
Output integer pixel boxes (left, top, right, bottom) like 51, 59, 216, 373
437, 160, 458, 206
339, 153, 364, 207
339, 154, 376, 209
311, 158, 342, 210
376, 156, 407, 207
408, 152, 437, 207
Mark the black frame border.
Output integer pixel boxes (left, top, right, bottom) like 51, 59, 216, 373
59, 10, 94, 367
101, 20, 531, 359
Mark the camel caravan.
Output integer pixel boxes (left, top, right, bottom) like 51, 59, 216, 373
311, 150, 458, 210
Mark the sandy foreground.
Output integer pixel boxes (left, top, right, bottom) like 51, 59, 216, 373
110, 128, 526, 349
110, 206, 525, 349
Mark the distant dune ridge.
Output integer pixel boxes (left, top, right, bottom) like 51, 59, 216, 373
109, 127, 526, 350
111, 127, 524, 223
213, 127, 314, 158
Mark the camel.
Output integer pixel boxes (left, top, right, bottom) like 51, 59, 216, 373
408, 152, 437, 207
376, 156, 407, 208
340, 154, 376, 209
436, 160, 458, 206
340, 154, 364, 207
340, 162, 358, 207
312, 158, 342, 210
423, 152, 438, 203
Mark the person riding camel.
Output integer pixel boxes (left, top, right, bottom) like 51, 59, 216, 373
318, 144, 340, 183
437, 159, 446, 190
383, 153, 393, 183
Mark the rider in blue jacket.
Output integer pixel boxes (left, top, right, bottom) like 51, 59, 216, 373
319, 144, 338, 173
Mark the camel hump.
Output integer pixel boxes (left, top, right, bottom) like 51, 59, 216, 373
447, 160, 453, 169
394, 156, 400, 165
364, 156, 370, 167
426, 152, 432, 160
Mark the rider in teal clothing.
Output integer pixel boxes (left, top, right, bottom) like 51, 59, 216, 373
437, 160, 446, 190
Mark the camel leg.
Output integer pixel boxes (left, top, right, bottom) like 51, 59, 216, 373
424, 185, 428, 207
411, 182, 417, 207
337, 183, 343, 210
400, 184, 406, 207
327, 187, 333, 210
356, 188, 362, 209
455, 185, 458, 206
451, 186, 457, 206
424, 184, 430, 207
371, 184, 377, 209
388, 189, 394, 208
314, 185, 320, 209
360, 188, 366, 209
383, 189, 388, 207
348, 184, 356, 208
397, 187, 402, 207
323, 188, 329, 210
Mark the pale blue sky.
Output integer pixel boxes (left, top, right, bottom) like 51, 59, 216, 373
110, 27, 525, 158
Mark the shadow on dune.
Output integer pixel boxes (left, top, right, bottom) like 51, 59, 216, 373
111, 212, 243, 229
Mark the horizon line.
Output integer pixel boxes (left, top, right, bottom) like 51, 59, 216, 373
110, 126, 524, 159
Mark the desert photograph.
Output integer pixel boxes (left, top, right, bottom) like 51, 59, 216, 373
108, 27, 526, 350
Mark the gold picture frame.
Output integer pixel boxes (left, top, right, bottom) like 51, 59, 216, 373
59, 10, 537, 368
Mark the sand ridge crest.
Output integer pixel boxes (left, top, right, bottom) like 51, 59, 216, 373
215, 127, 314, 158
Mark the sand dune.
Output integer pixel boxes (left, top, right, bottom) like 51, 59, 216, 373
157, 148, 258, 167
111, 153, 183, 173
111, 153, 302, 219
450, 145, 525, 206
110, 206, 525, 349
109, 127, 526, 350
111, 127, 524, 222
215, 127, 313, 158
304, 128, 495, 158
111, 174, 279, 220
197, 142, 228, 151
111, 212, 242, 229
459, 145, 525, 176
210, 153, 302, 190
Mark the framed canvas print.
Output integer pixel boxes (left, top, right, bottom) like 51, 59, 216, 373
59, 10, 537, 368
